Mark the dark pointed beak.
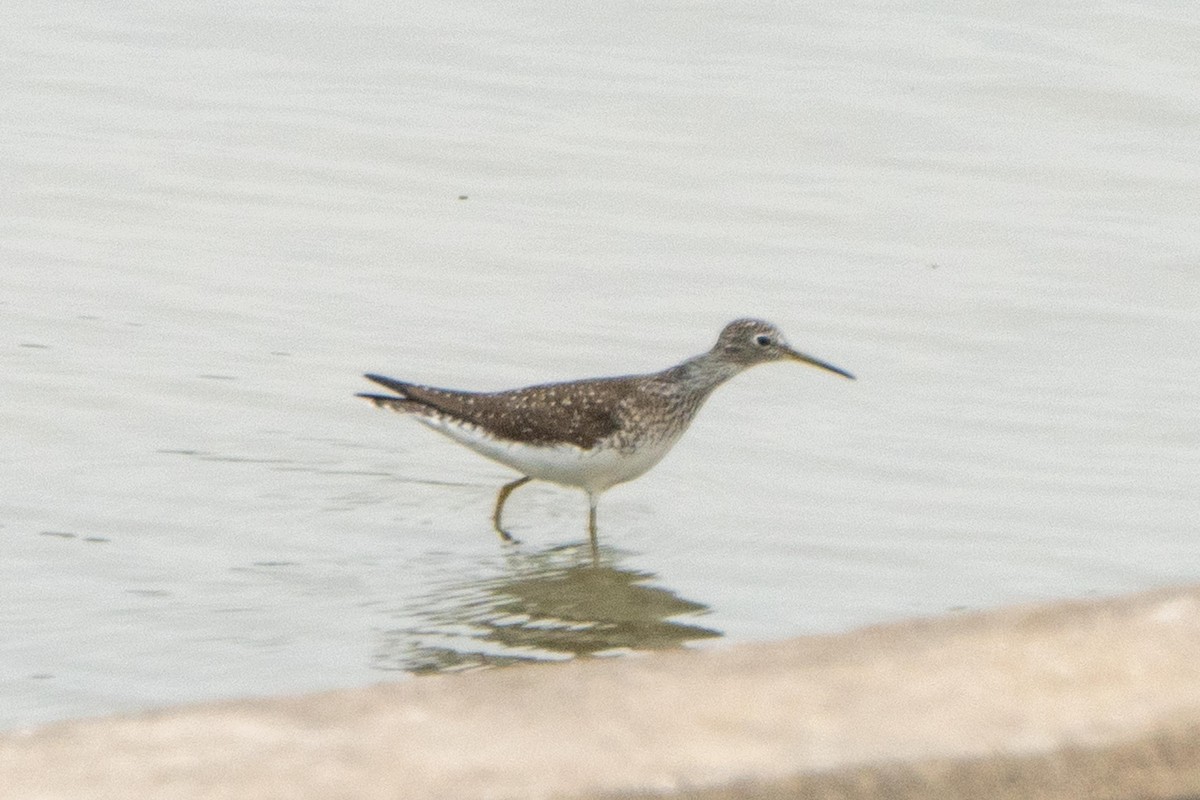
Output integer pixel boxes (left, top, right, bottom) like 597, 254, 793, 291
783, 347, 855, 380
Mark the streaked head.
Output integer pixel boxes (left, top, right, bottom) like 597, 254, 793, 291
714, 318, 855, 379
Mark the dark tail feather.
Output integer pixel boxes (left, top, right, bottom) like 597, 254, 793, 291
363, 373, 413, 397
357, 392, 420, 412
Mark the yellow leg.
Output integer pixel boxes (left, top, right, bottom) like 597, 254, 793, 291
587, 494, 599, 564
493, 476, 531, 543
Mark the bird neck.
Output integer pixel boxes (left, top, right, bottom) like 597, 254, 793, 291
661, 350, 747, 395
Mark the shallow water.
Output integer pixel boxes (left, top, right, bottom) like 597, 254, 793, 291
3, 1, 1198, 729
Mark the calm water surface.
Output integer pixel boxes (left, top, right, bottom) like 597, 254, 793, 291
2, 1, 1198, 728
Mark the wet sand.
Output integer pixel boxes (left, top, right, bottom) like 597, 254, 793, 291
4, 585, 1199, 799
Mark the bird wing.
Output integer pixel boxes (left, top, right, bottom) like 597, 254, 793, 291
359, 373, 631, 449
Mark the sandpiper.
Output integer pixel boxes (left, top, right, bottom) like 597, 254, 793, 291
359, 318, 854, 546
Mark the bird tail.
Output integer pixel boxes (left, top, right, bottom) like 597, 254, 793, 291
357, 373, 423, 412
361, 373, 414, 397
357, 392, 421, 411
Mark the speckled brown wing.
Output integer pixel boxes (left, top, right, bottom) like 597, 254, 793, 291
360, 373, 636, 449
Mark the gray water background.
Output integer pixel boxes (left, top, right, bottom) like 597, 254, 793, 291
2, 1, 1198, 728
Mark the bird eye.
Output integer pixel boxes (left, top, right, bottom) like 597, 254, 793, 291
754, 334, 771, 346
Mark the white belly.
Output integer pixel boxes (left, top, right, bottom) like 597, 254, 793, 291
416, 417, 679, 495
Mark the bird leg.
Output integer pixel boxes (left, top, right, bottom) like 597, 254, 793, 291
587, 494, 599, 564
493, 476, 531, 543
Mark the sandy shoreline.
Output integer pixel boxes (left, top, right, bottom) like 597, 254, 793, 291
5, 585, 1200, 799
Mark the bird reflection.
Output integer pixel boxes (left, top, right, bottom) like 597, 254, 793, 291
374, 544, 720, 674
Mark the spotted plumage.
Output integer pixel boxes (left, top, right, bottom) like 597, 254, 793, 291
359, 318, 854, 546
